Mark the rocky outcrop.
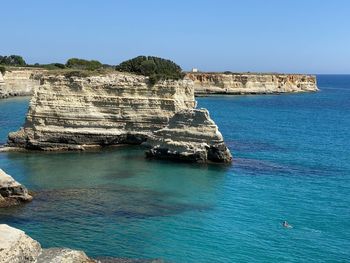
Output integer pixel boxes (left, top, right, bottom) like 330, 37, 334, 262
0, 224, 93, 263
0, 224, 41, 263
186, 73, 318, 95
0, 68, 44, 99
8, 72, 195, 151
0, 169, 32, 207
145, 109, 232, 163
0, 224, 163, 263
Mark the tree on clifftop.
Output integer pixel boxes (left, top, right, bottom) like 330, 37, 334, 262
115, 56, 184, 85
66, 58, 102, 71
0, 55, 26, 66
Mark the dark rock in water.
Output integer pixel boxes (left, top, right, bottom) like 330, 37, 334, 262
145, 109, 232, 163
0, 169, 32, 208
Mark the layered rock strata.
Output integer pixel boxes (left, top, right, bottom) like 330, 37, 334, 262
0, 68, 44, 99
145, 109, 232, 163
8, 73, 195, 151
0, 169, 32, 207
186, 73, 318, 95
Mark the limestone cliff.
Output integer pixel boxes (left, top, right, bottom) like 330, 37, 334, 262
145, 109, 232, 163
0, 68, 44, 99
8, 72, 195, 150
186, 73, 318, 95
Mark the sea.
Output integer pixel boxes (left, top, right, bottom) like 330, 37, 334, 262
0, 75, 349, 262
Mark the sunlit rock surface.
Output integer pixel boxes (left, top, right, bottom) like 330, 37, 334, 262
145, 109, 232, 163
0, 169, 32, 207
187, 72, 318, 95
0, 68, 44, 99
8, 72, 195, 151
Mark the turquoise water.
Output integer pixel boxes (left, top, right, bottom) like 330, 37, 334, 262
0, 75, 349, 262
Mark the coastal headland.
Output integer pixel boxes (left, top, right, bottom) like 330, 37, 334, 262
1, 68, 318, 99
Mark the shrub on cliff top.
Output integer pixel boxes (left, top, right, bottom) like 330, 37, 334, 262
0, 55, 26, 66
115, 56, 184, 85
66, 58, 102, 71
0, 66, 6, 75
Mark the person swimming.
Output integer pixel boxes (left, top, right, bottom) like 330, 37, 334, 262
283, 221, 293, 228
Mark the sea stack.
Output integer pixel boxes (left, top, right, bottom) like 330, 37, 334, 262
7, 72, 195, 151
0, 169, 32, 207
145, 109, 232, 163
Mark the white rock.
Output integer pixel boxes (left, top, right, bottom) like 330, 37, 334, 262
0, 224, 41, 263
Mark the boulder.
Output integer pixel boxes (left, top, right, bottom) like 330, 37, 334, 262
0, 224, 41, 263
0, 169, 32, 207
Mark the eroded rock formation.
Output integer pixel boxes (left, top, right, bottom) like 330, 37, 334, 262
145, 109, 232, 163
0, 68, 44, 99
8, 73, 195, 151
0, 169, 32, 207
186, 73, 318, 95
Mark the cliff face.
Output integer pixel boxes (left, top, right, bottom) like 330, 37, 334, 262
186, 73, 318, 95
145, 109, 232, 163
0, 69, 319, 99
0, 68, 44, 99
8, 73, 196, 150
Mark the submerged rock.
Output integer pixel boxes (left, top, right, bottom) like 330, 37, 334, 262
0, 169, 32, 207
145, 109, 232, 163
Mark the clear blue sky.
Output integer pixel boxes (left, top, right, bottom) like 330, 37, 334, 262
2, 0, 350, 73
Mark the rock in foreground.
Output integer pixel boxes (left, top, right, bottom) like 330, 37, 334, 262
0, 169, 32, 207
145, 109, 232, 163
0, 224, 163, 263
0, 224, 92, 263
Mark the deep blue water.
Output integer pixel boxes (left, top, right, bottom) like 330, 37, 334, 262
0, 75, 349, 262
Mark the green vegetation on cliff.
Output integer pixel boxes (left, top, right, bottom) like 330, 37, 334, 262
66, 58, 102, 71
0, 66, 6, 75
0, 55, 26, 66
115, 56, 184, 85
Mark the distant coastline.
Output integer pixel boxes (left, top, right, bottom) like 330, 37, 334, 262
0, 67, 318, 100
